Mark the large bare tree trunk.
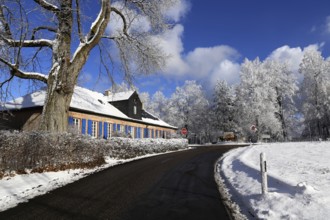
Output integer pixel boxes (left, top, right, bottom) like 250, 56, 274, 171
39, 0, 76, 132
39, 0, 111, 132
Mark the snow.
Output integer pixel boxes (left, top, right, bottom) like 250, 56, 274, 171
0, 149, 189, 212
70, 87, 128, 119
2, 86, 176, 128
216, 142, 330, 220
105, 90, 135, 102
2, 86, 128, 119
141, 110, 177, 129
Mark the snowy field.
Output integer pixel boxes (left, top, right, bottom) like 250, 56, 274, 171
216, 142, 330, 220
0, 151, 187, 212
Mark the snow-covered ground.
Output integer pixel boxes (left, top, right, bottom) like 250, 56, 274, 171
0, 150, 187, 212
216, 142, 330, 220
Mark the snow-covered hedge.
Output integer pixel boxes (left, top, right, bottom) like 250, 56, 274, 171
0, 131, 188, 177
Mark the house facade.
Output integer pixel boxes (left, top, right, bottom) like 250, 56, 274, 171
0, 87, 177, 138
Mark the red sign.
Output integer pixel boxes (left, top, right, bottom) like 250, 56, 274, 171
250, 125, 257, 132
181, 128, 188, 135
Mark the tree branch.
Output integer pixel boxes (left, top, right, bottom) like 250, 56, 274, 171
31, 26, 57, 40
33, 0, 60, 13
75, 0, 84, 43
111, 6, 129, 37
85, 0, 111, 44
0, 74, 14, 88
0, 36, 53, 48
0, 57, 48, 83
71, 0, 111, 63
0, 5, 12, 38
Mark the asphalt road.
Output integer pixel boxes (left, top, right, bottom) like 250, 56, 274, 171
0, 144, 245, 220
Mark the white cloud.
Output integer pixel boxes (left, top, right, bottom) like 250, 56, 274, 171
164, 0, 190, 22
209, 60, 241, 87
156, 25, 189, 75
185, 46, 240, 78
157, 27, 241, 86
266, 44, 323, 81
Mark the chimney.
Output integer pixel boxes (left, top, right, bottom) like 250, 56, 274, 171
104, 90, 112, 96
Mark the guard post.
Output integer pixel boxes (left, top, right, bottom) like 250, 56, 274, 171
260, 152, 268, 195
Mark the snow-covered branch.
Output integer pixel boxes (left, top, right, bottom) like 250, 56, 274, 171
33, 0, 60, 13
0, 37, 54, 48
0, 57, 48, 83
71, 0, 111, 63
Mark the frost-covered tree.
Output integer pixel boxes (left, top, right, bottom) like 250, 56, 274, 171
264, 60, 298, 140
149, 91, 169, 119
139, 91, 151, 111
236, 58, 282, 140
299, 48, 330, 139
213, 80, 237, 133
0, 0, 180, 132
168, 80, 209, 135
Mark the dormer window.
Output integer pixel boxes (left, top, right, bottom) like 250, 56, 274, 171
134, 105, 137, 115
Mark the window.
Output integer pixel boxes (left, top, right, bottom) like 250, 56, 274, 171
107, 123, 112, 138
92, 121, 98, 138
131, 127, 135, 138
134, 106, 137, 115
73, 118, 80, 128
69, 117, 81, 133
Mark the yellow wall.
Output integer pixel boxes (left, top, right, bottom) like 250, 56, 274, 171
69, 111, 176, 138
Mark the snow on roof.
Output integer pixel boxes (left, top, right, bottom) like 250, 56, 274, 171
70, 87, 128, 119
106, 90, 135, 102
2, 90, 46, 109
3, 86, 128, 119
2, 87, 176, 129
142, 110, 177, 129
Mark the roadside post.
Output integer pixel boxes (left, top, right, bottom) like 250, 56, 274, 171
260, 152, 268, 195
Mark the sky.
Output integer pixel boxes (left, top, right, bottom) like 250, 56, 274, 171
81, 0, 330, 97
6, 0, 330, 98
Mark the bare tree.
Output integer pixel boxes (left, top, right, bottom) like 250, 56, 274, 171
0, 0, 178, 132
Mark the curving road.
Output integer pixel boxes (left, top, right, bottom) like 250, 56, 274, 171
0, 144, 245, 220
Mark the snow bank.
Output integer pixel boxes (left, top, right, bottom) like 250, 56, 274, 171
216, 142, 330, 219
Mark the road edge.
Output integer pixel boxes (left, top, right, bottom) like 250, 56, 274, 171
214, 156, 248, 220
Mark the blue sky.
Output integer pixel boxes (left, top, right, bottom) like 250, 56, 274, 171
88, 0, 330, 97
9, 0, 330, 98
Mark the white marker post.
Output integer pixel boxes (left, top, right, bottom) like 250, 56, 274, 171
260, 152, 268, 195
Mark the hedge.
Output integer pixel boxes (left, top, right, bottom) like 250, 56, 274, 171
0, 130, 188, 177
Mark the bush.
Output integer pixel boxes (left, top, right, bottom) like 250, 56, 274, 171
0, 130, 188, 177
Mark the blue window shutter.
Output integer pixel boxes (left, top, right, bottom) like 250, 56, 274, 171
82, 119, 86, 134
99, 121, 102, 138
152, 129, 154, 138
117, 124, 120, 131
128, 126, 132, 136
68, 116, 74, 125
125, 125, 128, 134
87, 120, 92, 135
113, 123, 116, 131
104, 122, 108, 139
144, 128, 148, 138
